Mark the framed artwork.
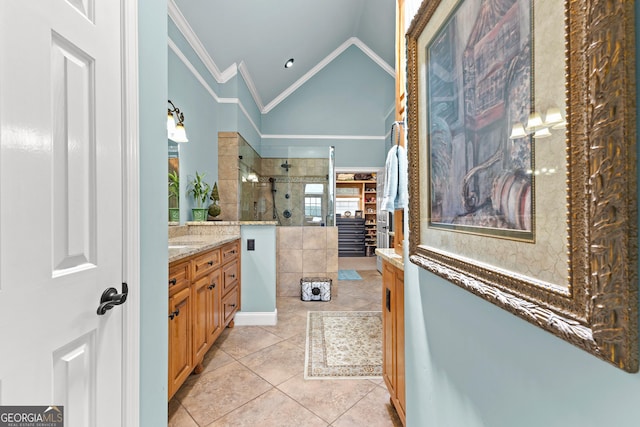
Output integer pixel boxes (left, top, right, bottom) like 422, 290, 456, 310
407, 0, 638, 371
355, 210, 363, 218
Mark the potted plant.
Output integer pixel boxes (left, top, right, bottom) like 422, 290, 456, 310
168, 170, 180, 222
188, 171, 211, 221
208, 181, 221, 219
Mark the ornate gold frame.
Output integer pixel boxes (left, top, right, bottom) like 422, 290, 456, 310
407, 0, 638, 371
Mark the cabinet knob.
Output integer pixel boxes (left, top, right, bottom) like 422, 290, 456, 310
207, 260, 214, 266
208, 283, 216, 290
229, 303, 236, 308
229, 274, 236, 279
169, 278, 177, 286
168, 309, 180, 320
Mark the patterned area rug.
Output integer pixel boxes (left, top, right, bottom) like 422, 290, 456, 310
304, 311, 382, 380
338, 269, 362, 280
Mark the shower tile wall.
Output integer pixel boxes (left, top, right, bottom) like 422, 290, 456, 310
216, 132, 338, 295
276, 226, 339, 297
217, 132, 242, 221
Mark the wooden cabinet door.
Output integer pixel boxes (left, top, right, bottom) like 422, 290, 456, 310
222, 285, 239, 325
395, 266, 406, 417
192, 274, 210, 365
168, 285, 192, 400
207, 269, 223, 345
382, 261, 396, 396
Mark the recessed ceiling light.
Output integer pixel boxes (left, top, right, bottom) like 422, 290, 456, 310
284, 58, 294, 69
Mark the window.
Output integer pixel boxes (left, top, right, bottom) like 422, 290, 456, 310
304, 184, 324, 219
305, 196, 322, 217
336, 198, 360, 216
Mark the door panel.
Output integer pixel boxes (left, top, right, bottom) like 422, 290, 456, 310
0, 1, 125, 426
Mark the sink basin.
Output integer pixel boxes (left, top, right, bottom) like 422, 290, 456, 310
168, 241, 206, 249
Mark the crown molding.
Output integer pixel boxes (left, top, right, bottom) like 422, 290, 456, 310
262, 134, 385, 140
238, 61, 264, 111
262, 37, 394, 113
168, 39, 261, 137
168, 2, 394, 115
168, 0, 236, 83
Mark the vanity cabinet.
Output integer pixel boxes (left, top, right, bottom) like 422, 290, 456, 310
168, 239, 241, 400
382, 259, 405, 425
168, 261, 192, 399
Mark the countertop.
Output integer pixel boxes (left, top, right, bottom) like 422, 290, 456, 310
183, 221, 277, 226
168, 234, 240, 263
375, 248, 404, 271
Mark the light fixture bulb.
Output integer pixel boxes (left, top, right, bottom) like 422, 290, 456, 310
509, 122, 528, 139
544, 107, 564, 126
525, 112, 544, 132
284, 58, 294, 68
552, 120, 567, 130
167, 110, 176, 134
533, 127, 552, 139
171, 123, 189, 143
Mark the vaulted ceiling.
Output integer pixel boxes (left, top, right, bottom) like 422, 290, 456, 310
170, 0, 396, 113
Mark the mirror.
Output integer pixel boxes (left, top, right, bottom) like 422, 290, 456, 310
407, 0, 637, 371
168, 140, 180, 223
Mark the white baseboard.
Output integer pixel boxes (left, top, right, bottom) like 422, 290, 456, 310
233, 309, 278, 326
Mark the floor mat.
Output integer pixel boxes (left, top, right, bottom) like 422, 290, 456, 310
304, 311, 382, 379
338, 269, 362, 280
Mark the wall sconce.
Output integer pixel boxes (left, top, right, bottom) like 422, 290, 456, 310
167, 100, 188, 143
509, 108, 567, 140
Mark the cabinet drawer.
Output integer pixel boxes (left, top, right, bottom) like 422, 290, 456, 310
222, 260, 239, 294
192, 248, 221, 279
222, 286, 239, 325
221, 240, 239, 263
169, 260, 190, 295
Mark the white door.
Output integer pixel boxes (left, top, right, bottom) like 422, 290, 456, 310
0, 1, 128, 426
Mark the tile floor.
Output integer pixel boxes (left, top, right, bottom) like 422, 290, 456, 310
168, 257, 402, 427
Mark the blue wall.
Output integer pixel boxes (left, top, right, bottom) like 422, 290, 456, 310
261, 45, 394, 167
167, 26, 394, 188
240, 225, 277, 313
168, 47, 220, 220
139, 0, 168, 426
402, 3, 640, 427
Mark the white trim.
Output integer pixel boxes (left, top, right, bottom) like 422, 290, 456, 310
168, 38, 223, 103
168, 0, 237, 83
352, 38, 395, 77
262, 134, 385, 140
168, 39, 262, 138
121, 0, 139, 425
238, 61, 264, 111
233, 310, 278, 326
167, 1, 394, 115
263, 37, 395, 113
168, 37, 390, 146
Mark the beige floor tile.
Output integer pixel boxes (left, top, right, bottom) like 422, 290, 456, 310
201, 345, 235, 374
239, 339, 304, 386
215, 326, 283, 359
278, 373, 377, 424
176, 361, 273, 426
332, 386, 403, 427
169, 256, 394, 426
168, 399, 198, 427
260, 311, 308, 340
285, 332, 307, 349
206, 388, 328, 427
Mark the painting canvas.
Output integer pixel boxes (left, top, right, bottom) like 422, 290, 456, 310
427, 0, 533, 240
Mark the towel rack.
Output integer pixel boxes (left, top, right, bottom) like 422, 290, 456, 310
390, 121, 404, 147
